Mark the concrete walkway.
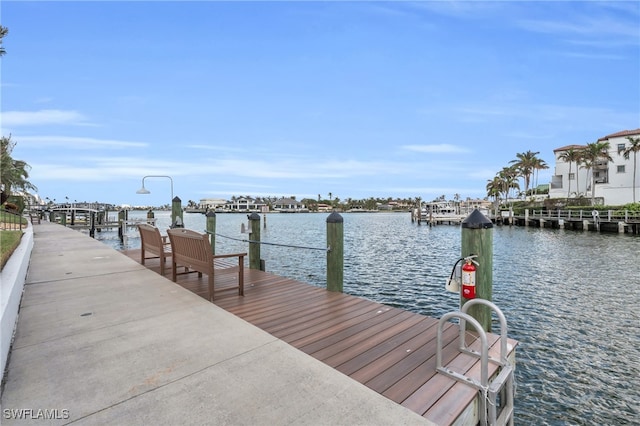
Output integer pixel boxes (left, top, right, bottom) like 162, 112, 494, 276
1, 223, 431, 425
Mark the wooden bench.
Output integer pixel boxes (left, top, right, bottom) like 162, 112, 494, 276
167, 228, 246, 301
137, 223, 172, 276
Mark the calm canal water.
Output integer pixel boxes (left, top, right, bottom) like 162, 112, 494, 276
96, 211, 639, 425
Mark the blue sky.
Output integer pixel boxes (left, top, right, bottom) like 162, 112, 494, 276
2, 1, 639, 207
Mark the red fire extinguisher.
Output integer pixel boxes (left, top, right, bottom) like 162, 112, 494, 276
461, 259, 477, 299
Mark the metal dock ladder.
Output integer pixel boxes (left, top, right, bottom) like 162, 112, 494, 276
436, 299, 515, 425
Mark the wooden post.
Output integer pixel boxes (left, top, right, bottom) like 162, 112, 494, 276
171, 196, 183, 227
96, 211, 103, 232
89, 212, 96, 238
206, 211, 216, 254
248, 213, 261, 270
461, 209, 493, 332
326, 212, 344, 293
118, 210, 126, 241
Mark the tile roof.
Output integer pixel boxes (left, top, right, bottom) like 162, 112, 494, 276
554, 129, 640, 151
553, 144, 586, 152
597, 128, 640, 141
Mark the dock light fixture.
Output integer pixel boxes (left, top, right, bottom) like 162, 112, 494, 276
136, 175, 174, 201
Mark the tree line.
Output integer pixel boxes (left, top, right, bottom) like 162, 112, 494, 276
1, 135, 37, 209
485, 150, 549, 209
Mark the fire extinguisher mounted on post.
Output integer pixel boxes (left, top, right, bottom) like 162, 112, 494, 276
461, 254, 479, 299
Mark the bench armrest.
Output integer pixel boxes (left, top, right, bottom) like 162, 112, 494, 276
212, 252, 247, 259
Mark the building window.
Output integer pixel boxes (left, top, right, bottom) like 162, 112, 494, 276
617, 165, 626, 173
551, 175, 563, 189
569, 173, 575, 180
618, 143, 626, 154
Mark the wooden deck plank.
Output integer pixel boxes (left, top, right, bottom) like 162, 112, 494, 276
273, 299, 381, 341
294, 307, 408, 352
380, 330, 461, 403
354, 319, 444, 388
122, 248, 516, 425
320, 315, 428, 369
332, 316, 435, 374
248, 292, 359, 330
303, 310, 419, 361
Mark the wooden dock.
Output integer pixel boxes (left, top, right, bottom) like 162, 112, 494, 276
123, 249, 517, 425
506, 209, 640, 234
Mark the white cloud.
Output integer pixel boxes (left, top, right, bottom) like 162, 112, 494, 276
18, 135, 148, 149
2, 109, 92, 126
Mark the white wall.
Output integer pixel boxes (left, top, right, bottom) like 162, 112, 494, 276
1, 223, 33, 376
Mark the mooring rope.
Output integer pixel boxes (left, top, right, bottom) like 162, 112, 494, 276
204, 230, 330, 252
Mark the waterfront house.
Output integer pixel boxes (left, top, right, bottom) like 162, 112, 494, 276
548, 129, 640, 205
317, 203, 332, 212
224, 196, 267, 212
273, 197, 307, 212
199, 198, 227, 211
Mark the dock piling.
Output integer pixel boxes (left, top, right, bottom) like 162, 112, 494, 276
326, 212, 344, 293
206, 211, 216, 254
461, 209, 493, 332
248, 213, 261, 270
171, 196, 183, 228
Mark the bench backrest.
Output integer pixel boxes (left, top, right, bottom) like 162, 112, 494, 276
138, 224, 166, 255
167, 228, 212, 275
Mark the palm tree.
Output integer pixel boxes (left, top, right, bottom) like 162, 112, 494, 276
1, 135, 37, 203
582, 141, 613, 204
486, 177, 502, 216
0, 25, 8, 56
532, 157, 549, 196
623, 136, 640, 203
574, 151, 585, 196
498, 166, 520, 203
558, 148, 581, 198
453, 193, 461, 214
510, 150, 539, 199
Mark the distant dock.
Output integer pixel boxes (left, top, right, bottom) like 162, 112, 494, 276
411, 207, 640, 234
505, 209, 640, 234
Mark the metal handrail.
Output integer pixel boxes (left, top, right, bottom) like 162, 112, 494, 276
437, 312, 489, 390
528, 209, 640, 221
461, 299, 509, 364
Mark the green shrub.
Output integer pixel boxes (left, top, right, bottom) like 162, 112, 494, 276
622, 202, 640, 212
